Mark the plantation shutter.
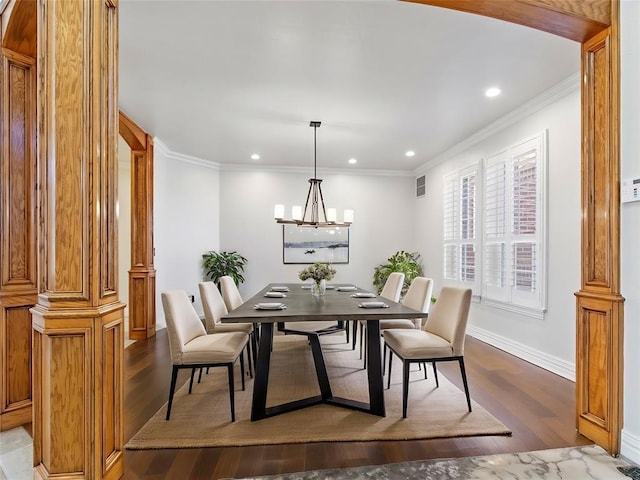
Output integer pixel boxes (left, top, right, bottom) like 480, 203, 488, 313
443, 173, 459, 280
483, 154, 508, 301
482, 132, 547, 313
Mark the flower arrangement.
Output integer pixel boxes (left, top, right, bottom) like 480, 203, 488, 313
299, 262, 336, 283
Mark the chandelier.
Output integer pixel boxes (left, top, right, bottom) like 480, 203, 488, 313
274, 121, 354, 228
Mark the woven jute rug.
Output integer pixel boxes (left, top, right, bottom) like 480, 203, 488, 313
126, 333, 511, 449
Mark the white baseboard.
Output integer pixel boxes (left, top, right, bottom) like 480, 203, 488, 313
622, 429, 640, 465
467, 325, 575, 381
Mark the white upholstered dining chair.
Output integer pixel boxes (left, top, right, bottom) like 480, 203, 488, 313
383, 286, 473, 418
353, 272, 405, 353
161, 290, 249, 422
199, 281, 257, 375
219, 275, 244, 311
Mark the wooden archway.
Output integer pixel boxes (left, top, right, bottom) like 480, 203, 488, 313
0, 0, 623, 478
118, 110, 156, 341
0, 0, 37, 432
408, 0, 623, 455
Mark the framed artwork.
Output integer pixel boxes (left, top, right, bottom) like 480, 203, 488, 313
283, 225, 349, 264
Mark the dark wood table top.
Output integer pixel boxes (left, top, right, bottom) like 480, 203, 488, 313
221, 283, 426, 323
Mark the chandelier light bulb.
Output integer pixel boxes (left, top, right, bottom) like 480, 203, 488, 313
343, 209, 354, 224
292, 206, 303, 221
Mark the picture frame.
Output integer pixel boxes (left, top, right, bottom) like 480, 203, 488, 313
283, 225, 349, 264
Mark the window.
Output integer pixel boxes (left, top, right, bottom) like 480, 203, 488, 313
482, 132, 547, 314
442, 131, 547, 317
443, 164, 479, 291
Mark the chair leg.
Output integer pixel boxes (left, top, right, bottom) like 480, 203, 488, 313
240, 352, 246, 391
197, 367, 203, 384
246, 342, 253, 378
423, 362, 428, 379
458, 357, 472, 412
252, 330, 258, 366
432, 362, 439, 387
359, 324, 364, 359
227, 364, 236, 422
382, 343, 387, 375
387, 351, 393, 389
351, 321, 358, 350
345, 319, 350, 343
363, 336, 367, 369
166, 366, 179, 420
402, 360, 410, 418
188, 368, 196, 394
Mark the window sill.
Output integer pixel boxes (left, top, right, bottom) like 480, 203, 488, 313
480, 297, 546, 320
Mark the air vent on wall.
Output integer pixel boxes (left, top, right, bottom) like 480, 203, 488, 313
416, 175, 426, 198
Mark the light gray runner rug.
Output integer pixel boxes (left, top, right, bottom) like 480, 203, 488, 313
233, 445, 637, 480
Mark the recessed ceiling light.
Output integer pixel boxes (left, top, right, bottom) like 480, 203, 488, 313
485, 87, 501, 98
405, 150, 415, 157
348, 158, 357, 165
251, 153, 260, 160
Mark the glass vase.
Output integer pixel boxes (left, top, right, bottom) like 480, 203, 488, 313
311, 279, 327, 297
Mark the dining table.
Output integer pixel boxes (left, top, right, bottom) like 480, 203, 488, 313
221, 282, 426, 421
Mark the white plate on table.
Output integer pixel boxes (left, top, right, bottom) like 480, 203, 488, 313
264, 291, 286, 298
358, 301, 389, 309
254, 302, 286, 310
336, 286, 357, 292
351, 292, 376, 298
271, 286, 290, 292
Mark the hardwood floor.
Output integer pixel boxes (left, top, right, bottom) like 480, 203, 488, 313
123, 329, 591, 479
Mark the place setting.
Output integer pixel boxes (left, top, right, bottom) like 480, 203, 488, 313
351, 292, 376, 298
264, 291, 287, 298
253, 302, 287, 310
357, 301, 389, 309
270, 285, 290, 292
335, 285, 357, 292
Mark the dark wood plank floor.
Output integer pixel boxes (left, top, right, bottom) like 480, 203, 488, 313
123, 329, 590, 479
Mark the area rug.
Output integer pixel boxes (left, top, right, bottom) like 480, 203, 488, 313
126, 333, 511, 449
229, 445, 637, 480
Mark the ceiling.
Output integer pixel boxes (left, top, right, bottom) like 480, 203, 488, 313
119, 0, 580, 172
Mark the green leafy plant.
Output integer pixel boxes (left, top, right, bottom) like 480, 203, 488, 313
298, 262, 336, 283
373, 250, 423, 297
202, 250, 248, 286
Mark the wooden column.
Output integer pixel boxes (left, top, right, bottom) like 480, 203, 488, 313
0, 0, 37, 432
575, 4, 624, 455
30, 1, 124, 479
119, 111, 156, 340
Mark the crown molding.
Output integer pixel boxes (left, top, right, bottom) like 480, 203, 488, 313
153, 137, 221, 170
220, 162, 413, 177
414, 72, 580, 176
153, 137, 412, 177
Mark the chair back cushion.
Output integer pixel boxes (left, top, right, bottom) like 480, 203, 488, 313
161, 290, 207, 364
402, 277, 433, 327
199, 281, 228, 333
380, 272, 404, 302
424, 287, 472, 355
219, 275, 244, 311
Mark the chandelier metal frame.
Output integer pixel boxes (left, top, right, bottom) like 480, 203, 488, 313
274, 121, 353, 228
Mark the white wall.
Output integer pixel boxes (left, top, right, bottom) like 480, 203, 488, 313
620, 0, 640, 463
154, 140, 221, 327
415, 80, 581, 380
219, 169, 415, 298
117, 136, 132, 335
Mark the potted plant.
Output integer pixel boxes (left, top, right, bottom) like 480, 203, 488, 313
373, 250, 423, 297
202, 250, 248, 287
